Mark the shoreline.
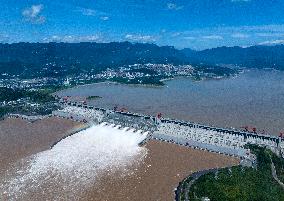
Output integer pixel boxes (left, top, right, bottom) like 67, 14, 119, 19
53, 71, 242, 95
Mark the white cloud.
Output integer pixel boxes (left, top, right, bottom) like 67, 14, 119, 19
125, 34, 156, 42
255, 32, 284, 37
43, 35, 102, 43
202, 35, 223, 40
171, 32, 182, 37
178, 24, 284, 36
23, 5, 43, 18
242, 24, 284, 31
78, 8, 97, 16
77, 7, 109, 21
258, 40, 284, 45
22, 4, 45, 24
231, 0, 251, 2
0, 34, 9, 43
161, 29, 167, 33
167, 3, 184, 10
170, 24, 284, 40
100, 16, 109, 21
231, 33, 250, 38
183, 36, 196, 40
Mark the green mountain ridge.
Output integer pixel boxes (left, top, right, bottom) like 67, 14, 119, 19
1, 42, 284, 78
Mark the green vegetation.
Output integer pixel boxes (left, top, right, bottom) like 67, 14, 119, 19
86, 96, 102, 100
0, 42, 186, 79
271, 151, 284, 183
39, 85, 70, 94
27, 90, 55, 103
110, 76, 166, 86
0, 87, 25, 102
177, 176, 193, 201
187, 145, 284, 201
0, 87, 58, 118
129, 67, 157, 74
0, 87, 55, 103
195, 65, 238, 77
0, 106, 11, 119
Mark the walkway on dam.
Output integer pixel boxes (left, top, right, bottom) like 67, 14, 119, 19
62, 100, 281, 143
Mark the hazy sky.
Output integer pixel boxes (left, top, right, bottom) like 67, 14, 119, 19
1, 0, 284, 49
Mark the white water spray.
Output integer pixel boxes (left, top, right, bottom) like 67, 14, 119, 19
1, 123, 148, 200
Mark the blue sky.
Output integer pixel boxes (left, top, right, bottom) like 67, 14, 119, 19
1, 0, 284, 49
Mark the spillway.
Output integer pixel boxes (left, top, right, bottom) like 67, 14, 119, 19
1, 124, 148, 200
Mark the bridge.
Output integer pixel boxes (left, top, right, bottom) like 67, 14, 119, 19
52, 100, 284, 159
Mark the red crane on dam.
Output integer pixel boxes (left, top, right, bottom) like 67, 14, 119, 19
156, 113, 162, 119
113, 106, 128, 112
241, 126, 257, 133
63, 96, 70, 102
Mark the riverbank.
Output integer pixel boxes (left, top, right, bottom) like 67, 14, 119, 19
183, 145, 284, 201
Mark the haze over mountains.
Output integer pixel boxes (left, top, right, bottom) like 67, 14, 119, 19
0, 42, 283, 78
0, 42, 185, 77
182, 45, 284, 70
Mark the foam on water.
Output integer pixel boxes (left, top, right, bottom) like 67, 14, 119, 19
1, 124, 148, 200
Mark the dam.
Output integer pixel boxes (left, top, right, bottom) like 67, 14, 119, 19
51, 100, 284, 159
0, 115, 239, 201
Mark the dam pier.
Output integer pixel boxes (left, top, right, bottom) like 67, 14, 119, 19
50, 100, 284, 160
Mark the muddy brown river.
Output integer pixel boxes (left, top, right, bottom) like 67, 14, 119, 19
0, 118, 239, 201
56, 69, 284, 135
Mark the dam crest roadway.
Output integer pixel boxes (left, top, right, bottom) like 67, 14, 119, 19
40, 100, 283, 161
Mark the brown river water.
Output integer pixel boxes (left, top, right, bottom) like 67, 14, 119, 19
57, 69, 284, 136
2, 69, 282, 200
0, 118, 238, 201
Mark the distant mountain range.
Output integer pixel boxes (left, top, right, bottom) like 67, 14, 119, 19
182, 45, 284, 70
0, 42, 187, 77
0, 42, 284, 78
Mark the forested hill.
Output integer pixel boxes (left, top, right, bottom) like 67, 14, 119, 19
1, 42, 284, 78
182, 45, 284, 70
0, 42, 187, 78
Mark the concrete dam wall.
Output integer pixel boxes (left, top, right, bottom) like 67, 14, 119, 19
52, 102, 284, 158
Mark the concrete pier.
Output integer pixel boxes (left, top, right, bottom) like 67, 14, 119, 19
53, 101, 284, 158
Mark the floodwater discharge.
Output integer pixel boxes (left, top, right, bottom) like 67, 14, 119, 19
0, 118, 239, 200
0, 124, 148, 200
